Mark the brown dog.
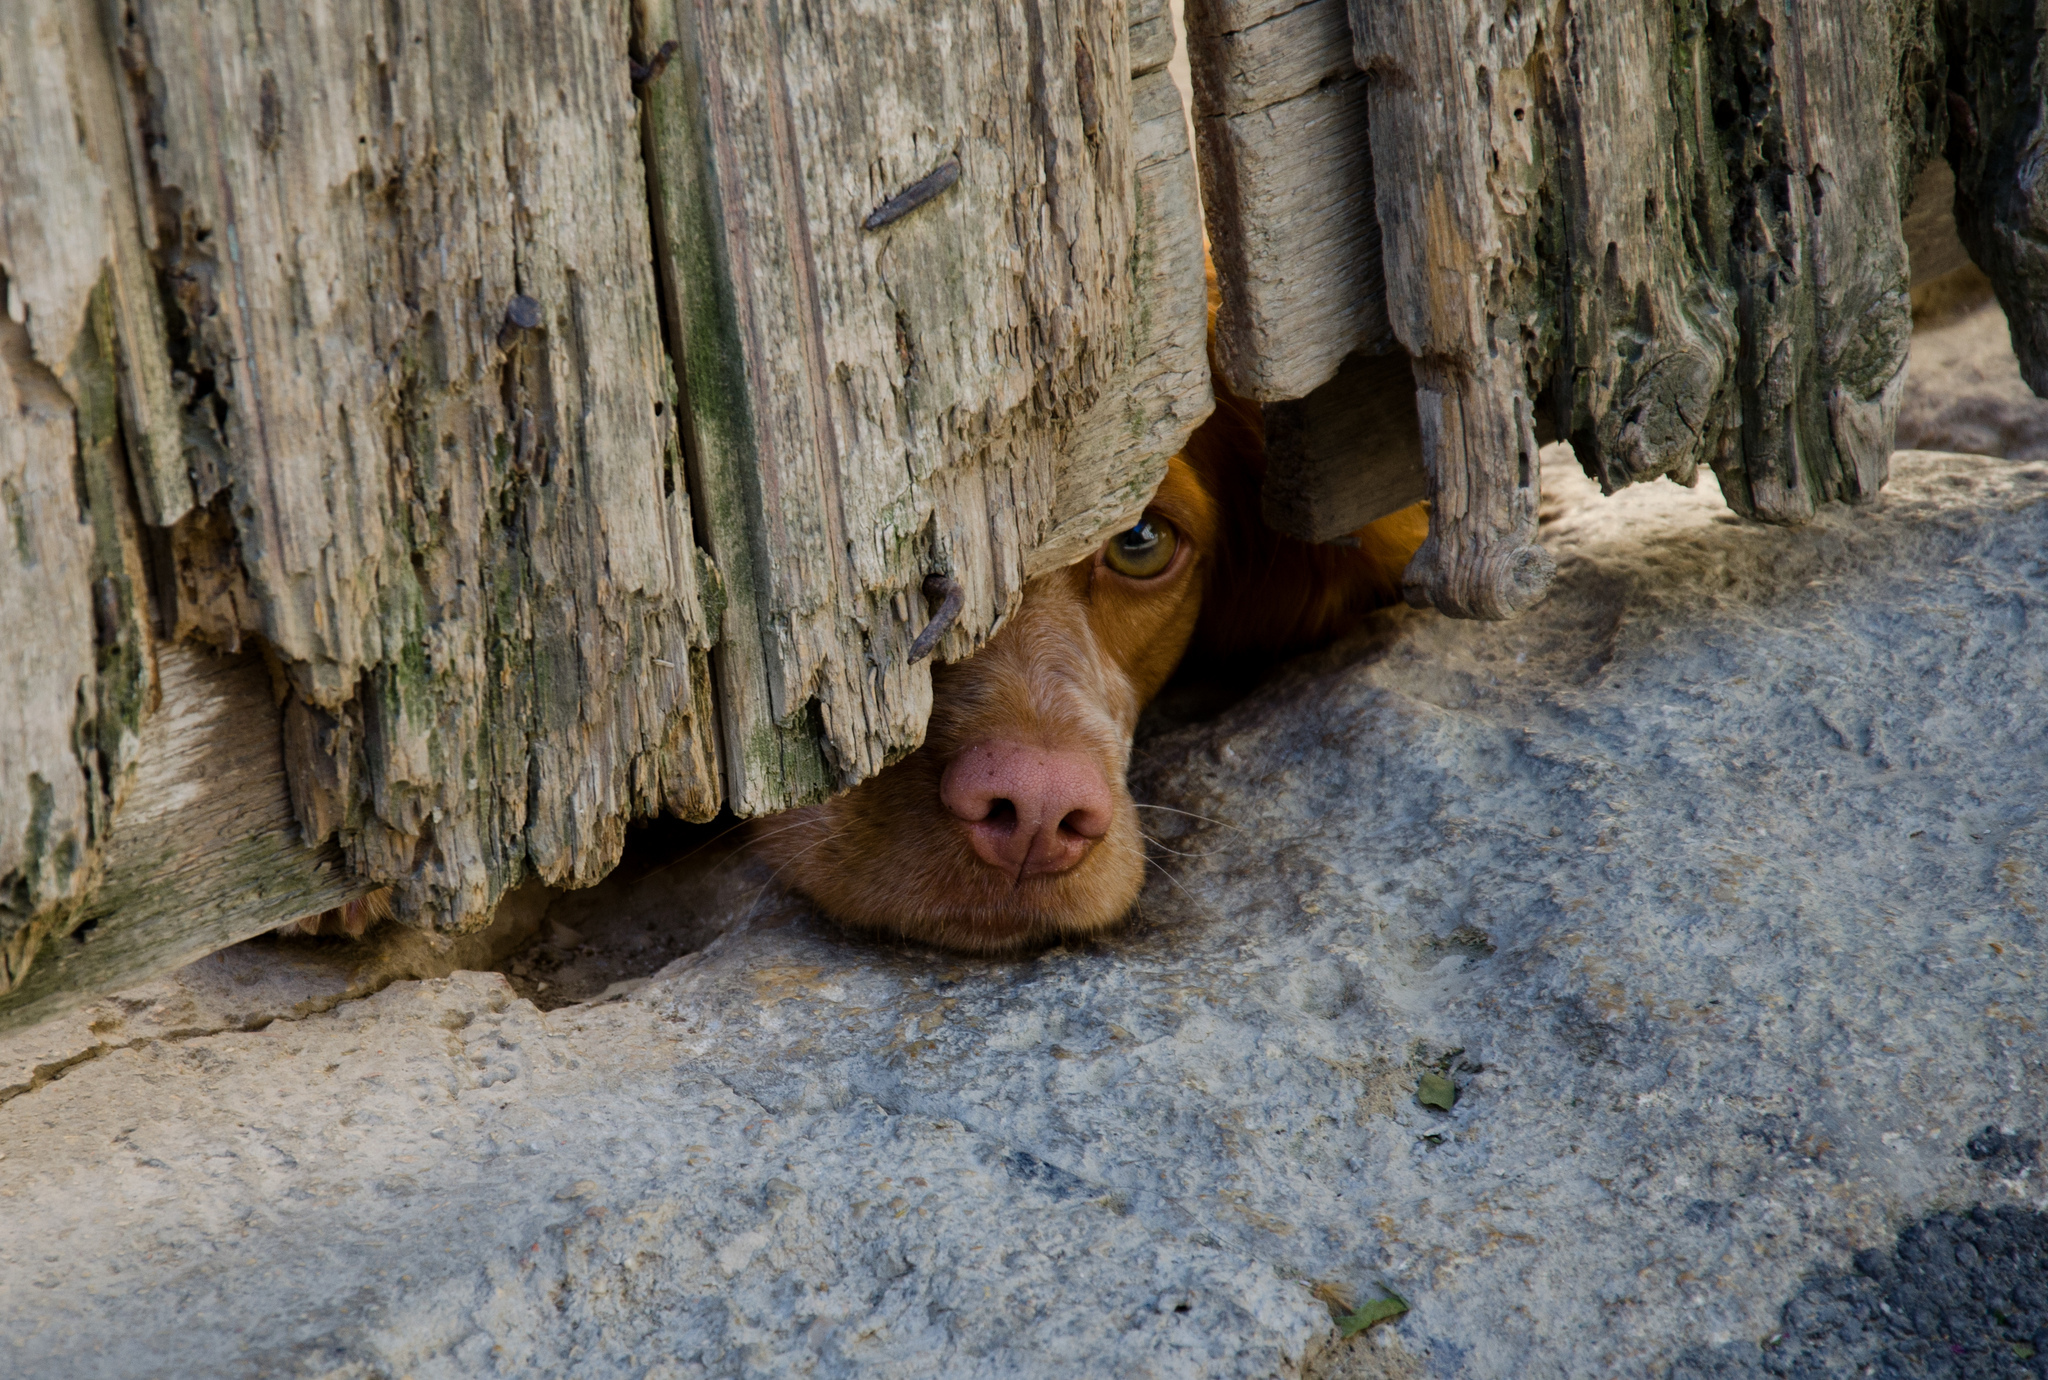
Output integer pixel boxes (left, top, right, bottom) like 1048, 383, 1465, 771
754, 371, 1428, 954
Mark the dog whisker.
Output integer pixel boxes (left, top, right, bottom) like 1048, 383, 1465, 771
1139, 830, 1227, 859
684, 817, 829, 888
1139, 853, 1219, 919
743, 827, 842, 924
724, 344, 1428, 951
1133, 803, 1241, 831
621, 818, 756, 885
738, 816, 830, 850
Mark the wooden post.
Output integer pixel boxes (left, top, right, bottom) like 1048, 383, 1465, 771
1186, 0, 1391, 402
1948, 0, 2048, 395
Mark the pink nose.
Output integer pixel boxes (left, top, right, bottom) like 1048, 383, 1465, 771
939, 742, 1114, 877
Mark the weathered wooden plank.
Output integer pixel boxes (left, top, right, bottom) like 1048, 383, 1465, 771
1129, 0, 1178, 75
1549, 1, 1732, 501
0, 645, 362, 1035
639, 0, 1208, 814
1260, 347, 1426, 544
1177, 0, 1978, 616
1186, 0, 1388, 402
1030, 63, 1214, 577
1712, 0, 1916, 521
1348, 0, 1554, 620
107, 0, 722, 931
1333, 0, 1950, 618
0, 0, 161, 995
73, 0, 189, 529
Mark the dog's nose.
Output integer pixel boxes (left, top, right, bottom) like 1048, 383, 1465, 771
939, 742, 1113, 876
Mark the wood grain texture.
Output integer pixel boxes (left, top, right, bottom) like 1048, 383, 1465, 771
1701, 0, 1917, 522
108, 0, 722, 930
1349, 0, 1554, 619
1334, 0, 1957, 617
639, 0, 1208, 813
1129, 0, 1177, 75
1544, 0, 1935, 523
1187, 0, 1389, 402
1548, 1, 1732, 501
0, 645, 362, 1035
1261, 346, 1426, 543
5, 0, 1205, 1014
0, 0, 161, 994
1031, 64, 1214, 579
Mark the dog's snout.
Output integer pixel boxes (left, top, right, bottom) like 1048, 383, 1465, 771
939, 742, 1113, 877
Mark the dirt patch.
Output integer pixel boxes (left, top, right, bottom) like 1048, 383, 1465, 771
495, 815, 758, 1011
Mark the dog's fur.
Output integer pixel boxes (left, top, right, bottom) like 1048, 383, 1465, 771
755, 360, 1429, 953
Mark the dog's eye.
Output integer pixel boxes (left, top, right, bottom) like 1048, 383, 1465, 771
1103, 516, 1178, 579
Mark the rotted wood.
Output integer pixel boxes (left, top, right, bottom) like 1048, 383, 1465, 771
1338, 0, 1964, 617
104, 0, 723, 934
0, 646, 364, 1035
1186, 0, 1391, 403
0, 0, 171, 997
1348, 0, 1555, 619
0, 0, 1205, 1014
1189, 0, 2001, 618
636, 0, 1210, 814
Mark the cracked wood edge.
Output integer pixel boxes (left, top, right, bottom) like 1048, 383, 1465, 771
0, 0, 168, 995
107, 0, 722, 931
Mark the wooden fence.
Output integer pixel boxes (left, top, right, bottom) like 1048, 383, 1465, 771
2, 0, 2037, 1027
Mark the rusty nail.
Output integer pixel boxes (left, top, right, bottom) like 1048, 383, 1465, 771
498, 294, 542, 349
631, 40, 679, 88
864, 158, 962, 231
907, 573, 964, 662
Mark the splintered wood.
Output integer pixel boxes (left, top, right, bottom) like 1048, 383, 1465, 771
638, 0, 1207, 814
1189, 0, 1978, 617
95, 0, 723, 936
0, 0, 162, 996
0, 0, 1207, 1019
0, 647, 363, 1036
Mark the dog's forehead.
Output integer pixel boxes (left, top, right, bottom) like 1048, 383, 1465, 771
1147, 453, 1223, 546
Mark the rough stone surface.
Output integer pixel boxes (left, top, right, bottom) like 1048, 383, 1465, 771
1675, 1202, 2048, 1379
0, 883, 551, 1105
3, 441, 2044, 1378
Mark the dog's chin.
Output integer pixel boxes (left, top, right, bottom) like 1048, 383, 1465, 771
824, 849, 1147, 956
750, 801, 1148, 956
